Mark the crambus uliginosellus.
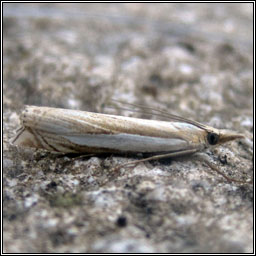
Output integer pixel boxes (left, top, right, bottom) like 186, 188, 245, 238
12, 105, 247, 183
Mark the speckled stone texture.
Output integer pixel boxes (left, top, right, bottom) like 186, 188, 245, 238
3, 3, 253, 253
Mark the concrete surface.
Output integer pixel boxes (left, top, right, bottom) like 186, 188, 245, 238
3, 3, 253, 253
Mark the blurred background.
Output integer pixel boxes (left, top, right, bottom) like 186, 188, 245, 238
3, 3, 253, 253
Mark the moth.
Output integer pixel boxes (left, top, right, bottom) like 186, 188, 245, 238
12, 105, 248, 183
12, 105, 244, 154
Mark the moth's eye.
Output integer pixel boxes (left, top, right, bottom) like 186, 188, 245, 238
207, 132, 219, 145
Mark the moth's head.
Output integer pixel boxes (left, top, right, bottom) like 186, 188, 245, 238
205, 129, 245, 146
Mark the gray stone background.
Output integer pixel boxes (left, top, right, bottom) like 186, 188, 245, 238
3, 3, 253, 253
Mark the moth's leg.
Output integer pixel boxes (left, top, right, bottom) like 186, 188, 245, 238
110, 150, 252, 185
96, 148, 199, 186
112, 148, 198, 173
63, 153, 97, 161
194, 153, 252, 184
